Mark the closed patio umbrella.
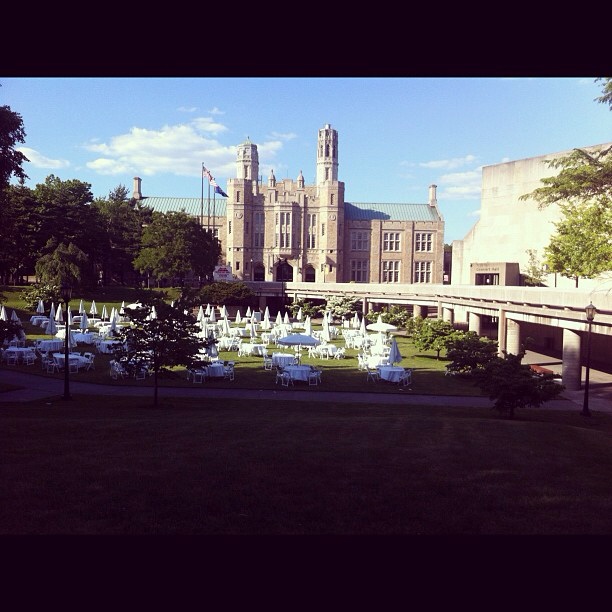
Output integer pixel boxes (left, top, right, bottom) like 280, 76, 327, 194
208, 307, 216, 323
89, 300, 98, 316
197, 305, 204, 321
0, 305, 7, 321
46, 315, 57, 336
78, 299, 85, 314
388, 337, 403, 365
304, 315, 312, 336
80, 312, 89, 330
36, 299, 45, 314
235, 310, 242, 325
101, 304, 108, 321
55, 303, 63, 322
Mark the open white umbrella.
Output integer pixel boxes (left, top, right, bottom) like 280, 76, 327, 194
89, 300, 98, 316
388, 337, 403, 365
80, 312, 89, 330
366, 314, 397, 333
36, 299, 45, 314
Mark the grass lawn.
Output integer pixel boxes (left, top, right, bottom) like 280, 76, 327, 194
2, 395, 612, 535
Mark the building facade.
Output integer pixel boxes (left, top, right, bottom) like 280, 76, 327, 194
452, 141, 612, 291
133, 124, 445, 285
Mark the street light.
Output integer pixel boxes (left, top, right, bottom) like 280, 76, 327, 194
581, 302, 597, 417
61, 282, 73, 401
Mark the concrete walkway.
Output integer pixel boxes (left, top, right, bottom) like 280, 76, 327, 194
2, 354, 611, 414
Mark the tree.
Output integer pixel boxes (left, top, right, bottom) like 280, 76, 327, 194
473, 350, 564, 419
324, 295, 361, 320
365, 305, 412, 329
519, 79, 612, 283
523, 249, 547, 286
288, 298, 320, 319
114, 297, 213, 407
35, 240, 89, 288
133, 211, 221, 286
195, 281, 255, 308
412, 318, 458, 359
445, 331, 499, 376
0, 320, 23, 346
0, 104, 29, 189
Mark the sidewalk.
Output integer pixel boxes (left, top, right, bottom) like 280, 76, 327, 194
2, 363, 611, 413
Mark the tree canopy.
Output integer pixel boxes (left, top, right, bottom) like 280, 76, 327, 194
0, 104, 29, 188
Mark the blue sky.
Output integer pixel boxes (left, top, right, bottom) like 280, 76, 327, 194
1, 77, 610, 243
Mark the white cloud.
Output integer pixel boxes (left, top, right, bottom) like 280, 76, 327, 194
419, 155, 477, 170
82, 118, 285, 179
437, 169, 483, 201
267, 131, 297, 141
18, 147, 70, 170
177, 106, 197, 113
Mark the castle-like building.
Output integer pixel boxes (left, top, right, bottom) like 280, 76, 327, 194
132, 123, 445, 284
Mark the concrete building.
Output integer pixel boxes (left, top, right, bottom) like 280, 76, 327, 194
452, 142, 612, 291
132, 124, 445, 285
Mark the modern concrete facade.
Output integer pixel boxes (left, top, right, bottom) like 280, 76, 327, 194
452, 142, 612, 290
133, 124, 446, 286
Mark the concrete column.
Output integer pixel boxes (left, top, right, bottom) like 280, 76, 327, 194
362, 298, 368, 315
562, 328, 582, 391
413, 305, 427, 319
468, 312, 482, 335
497, 308, 506, 356
437, 300, 443, 318
506, 319, 521, 356
442, 307, 454, 324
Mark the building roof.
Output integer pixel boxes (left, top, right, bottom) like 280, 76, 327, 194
139, 197, 439, 222
344, 202, 441, 222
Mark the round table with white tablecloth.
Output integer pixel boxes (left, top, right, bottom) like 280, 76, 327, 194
97, 340, 124, 354
3, 346, 36, 364
238, 343, 266, 356
282, 365, 311, 382
205, 362, 226, 379
36, 339, 64, 352
272, 353, 295, 367
377, 365, 405, 382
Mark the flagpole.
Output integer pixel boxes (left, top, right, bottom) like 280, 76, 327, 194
201, 163, 204, 228
207, 181, 211, 233
213, 188, 216, 237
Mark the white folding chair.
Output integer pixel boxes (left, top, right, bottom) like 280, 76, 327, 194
281, 371, 294, 387
367, 367, 380, 382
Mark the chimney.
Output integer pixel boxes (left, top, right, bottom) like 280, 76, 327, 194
428, 184, 437, 207
132, 177, 143, 200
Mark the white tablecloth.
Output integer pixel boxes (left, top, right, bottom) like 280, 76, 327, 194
283, 365, 311, 382
272, 353, 295, 367
205, 363, 225, 378
3, 347, 36, 363
52, 352, 89, 370
239, 343, 266, 356
97, 340, 123, 354
378, 366, 405, 382
37, 339, 64, 352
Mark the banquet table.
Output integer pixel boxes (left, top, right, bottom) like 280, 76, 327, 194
238, 343, 266, 356
52, 352, 89, 371
377, 365, 405, 382
317, 344, 337, 359
367, 355, 389, 368
30, 315, 49, 326
3, 346, 36, 363
272, 353, 295, 367
36, 339, 64, 352
282, 365, 311, 382
205, 362, 225, 379
72, 332, 94, 344
97, 340, 123, 354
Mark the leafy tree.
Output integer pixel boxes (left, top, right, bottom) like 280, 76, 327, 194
595, 77, 612, 109
288, 298, 320, 319
0, 104, 29, 189
324, 294, 361, 320
0, 320, 23, 346
473, 350, 564, 419
523, 249, 547, 286
365, 305, 412, 329
404, 315, 425, 338
114, 297, 213, 407
133, 211, 221, 286
412, 318, 458, 359
20, 282, 60, 311
93, 185, 153, 286
445, 331, 499, 376
35, 240, 89, 288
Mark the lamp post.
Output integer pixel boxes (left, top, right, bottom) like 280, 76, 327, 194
61, 283, 73, 401
581, 302, 597, 417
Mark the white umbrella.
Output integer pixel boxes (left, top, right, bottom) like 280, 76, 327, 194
359, 316, 367, 335
0, 305, 7, 321
248, 317, 257, 339
246, 306, 252, 318
120, 300, 126, 315
148, 306, 157, 320
46, 315, 58, 336
284, 312, 290, 325
321, 316, 331, 343
101, 304, 108, 321
388, 337, 403, 365
209, 307, 216, 323
220, 305, 228, 318
36, 299, 45, 314
366, 314, 397, 333
222, 315, 231, 337
262, 309, 271, 330
352, 312, 360, 329
108, 313, 118, 334
48, 302, 56, 322
78, 299, 85, 314
55, 303, 63, 322
66, 307, 73, 326
275, 311, 282, 326
278, 333, 321, 348
10, 309, 20, 323
80, 312, 89, 330
205, 303, 211, 316
296, 307, 303, 322
89, 300, 98, 316
303, 316, 313, 336
197, 305, 204, 321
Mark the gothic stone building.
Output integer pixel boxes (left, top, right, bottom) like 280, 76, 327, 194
132, 124, 445, 285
